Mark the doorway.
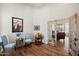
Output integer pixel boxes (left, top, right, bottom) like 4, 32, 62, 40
47, 14, 78, 55
48, 19, 70, 51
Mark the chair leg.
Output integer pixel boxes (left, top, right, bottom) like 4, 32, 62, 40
25, 43, 27, 47
14, 46, 16, 50
25, 43, 32, 48
29, 43, 32, 47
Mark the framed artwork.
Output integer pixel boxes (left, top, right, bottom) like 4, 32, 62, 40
34, 25, 40, 31
12, 17, 23, 32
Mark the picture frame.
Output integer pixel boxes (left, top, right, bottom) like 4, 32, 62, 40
12, 17, 23, 32
34, 25, 40, 31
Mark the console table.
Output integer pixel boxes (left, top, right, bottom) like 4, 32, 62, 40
15, 38, 24, 48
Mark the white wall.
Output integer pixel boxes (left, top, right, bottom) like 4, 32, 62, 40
0, 4, 33, 35
0, 4, 2, 34
77, 16, 79, 39
0, 8, 1, 34
33, 3, 79, 44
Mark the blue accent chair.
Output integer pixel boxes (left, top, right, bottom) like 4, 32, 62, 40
0, 35, 15, 52
0, 37, 2, 43
25, 33, 32, 47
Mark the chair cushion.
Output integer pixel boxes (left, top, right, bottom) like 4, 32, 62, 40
4, 43, 15, 49
25, 39, 32, 43
25, 34, 32, 39
1, 35, 8, 45
8, 34, 16, 43
0, 37, 2, 43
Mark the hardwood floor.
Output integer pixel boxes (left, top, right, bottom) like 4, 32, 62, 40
11, 41, 69, 56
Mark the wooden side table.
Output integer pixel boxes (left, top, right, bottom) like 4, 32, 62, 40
16, 38, 24, 48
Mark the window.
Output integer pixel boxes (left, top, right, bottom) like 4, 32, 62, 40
56, 24, 65, 32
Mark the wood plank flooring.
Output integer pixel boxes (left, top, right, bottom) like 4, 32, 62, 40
12, 41, 69, 56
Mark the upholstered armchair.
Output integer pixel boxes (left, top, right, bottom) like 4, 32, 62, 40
25, 33, 32, 47
0, 35, 15, 52
35, 32, 44, 45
